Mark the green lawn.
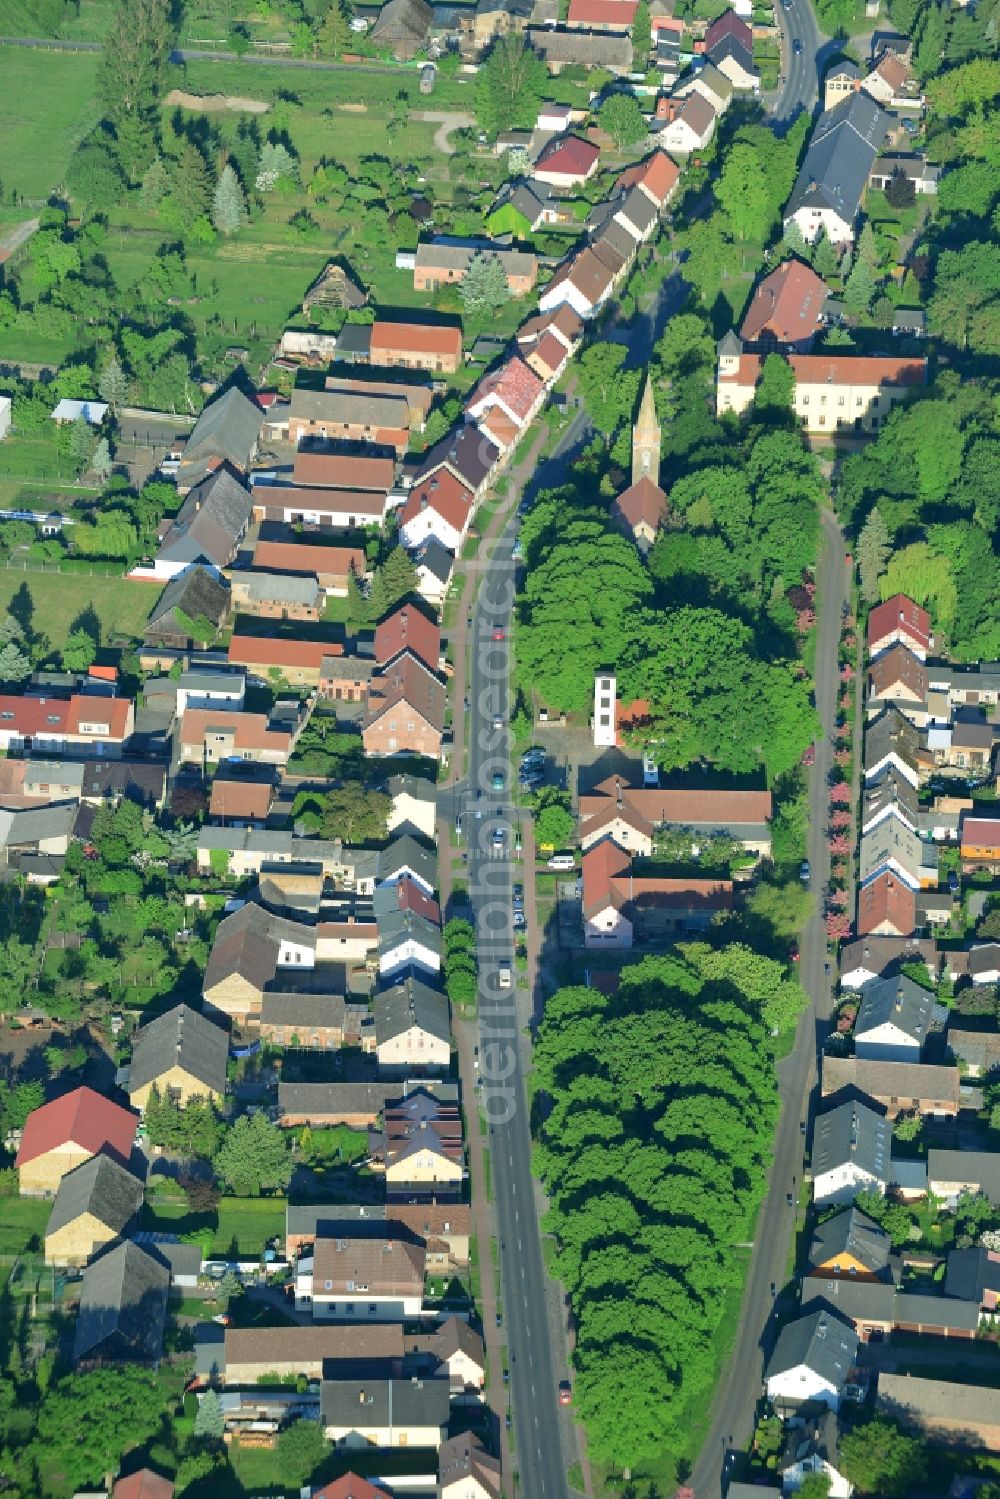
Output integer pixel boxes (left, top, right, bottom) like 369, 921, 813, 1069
0, 1193, 50, 1256
0, 569, 158, 651
0, 47, 100, 199
143, 1194, 287, 1256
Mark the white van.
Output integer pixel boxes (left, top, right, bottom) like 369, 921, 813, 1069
547, 852, 575, 871
498, 961, 512, 989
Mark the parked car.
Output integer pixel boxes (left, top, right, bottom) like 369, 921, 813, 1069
799, 860, 811, 886
948, 869, 960, 894
513, 883, 524, 902
547, 853, 575, 871
558, 1381, 572, 1406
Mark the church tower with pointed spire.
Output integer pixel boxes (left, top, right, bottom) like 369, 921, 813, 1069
631, 372, 661, 486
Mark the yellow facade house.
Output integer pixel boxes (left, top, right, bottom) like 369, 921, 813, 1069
16, 1086, 138, 1197
127, 1003, 229, 1111
44, 1153, 144, 1267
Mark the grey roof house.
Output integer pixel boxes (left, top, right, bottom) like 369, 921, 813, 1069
73, 1241, 170, 1365
765, 1307, 860, 1411
854, 973, 935, 1061
374, 974, 450, 1050
155, 467, 253, 578
127, 1003, 230, 1106
808, 1204, 893, 1279
144, 566, 230, 650
45, 1154, 145, 1266
176, 387, 265, 492
812, 1099, 890, 1205
785, 92, 890, 244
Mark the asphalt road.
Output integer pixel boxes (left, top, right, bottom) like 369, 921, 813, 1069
771, 0, 824, 122
459, 409, 589, 1499
689, 508, 848, 1498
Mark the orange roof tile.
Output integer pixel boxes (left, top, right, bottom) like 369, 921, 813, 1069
374, 603, 441, 671
370, 321, 463, 361
399, 469, 474, 534
16, 1086, 137, 1168
228, 636, 333, 671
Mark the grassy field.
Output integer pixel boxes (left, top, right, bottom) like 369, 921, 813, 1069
0, 1194, 50, 1256
143, 1193, 287, 1255
0, 47, 100, 199
0, 569, 158, 650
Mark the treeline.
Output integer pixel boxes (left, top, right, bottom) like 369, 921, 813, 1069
532, 948, 792, 1469
841, 371, 1000, 660
516, 315, 820, 778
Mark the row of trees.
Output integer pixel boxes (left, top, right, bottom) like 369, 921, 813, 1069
532, 951, 802, 1469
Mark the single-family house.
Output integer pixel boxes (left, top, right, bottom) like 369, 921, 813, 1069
821, 1056, 961, 1118
377, 907, 442, 980
321, 1374, 449, 1448
960, 818, 1000, 870
175, 387, 265, 493
780, 1410, 854, 1499
808, 1205, 893, 1282
839, 936, 939, 990
859, 818, 935, 892
801, 1275, 980, 1341
399, 470, 475, 554
466, 357, 545, 445
44, 1154, 145, 1267
380, 1087, 464, 1190
862, 47, 922, 110
152, 467, 253, 581
409, 423, 501, 502
812, 1099, 890, 1205
861, 769, 919, 837
867, 644, 929, 720
704, 8, 758, 89
127, 1004, 229, 1111
857, 870, 917, 938
178, 708, 294, 767
377, 834, 437, 893
613, 148, 681, 210
739, 258, 830, 351
854, 974, 934, 1060
202, 902, 319, 1025
945, 1246, 1000, 1314
16, 1086, 138, 1197
413, 537, 454, 605
866, 594, 933, 660
374, 975, 451, 1070
537, 245, 618, 319
674, 60, 734, 114
533, 133, 600, 189
765, 1308, 860, 1412
300, 1232, 426, 1319
313, 1477, 391, 1499
784, 93, 890, 245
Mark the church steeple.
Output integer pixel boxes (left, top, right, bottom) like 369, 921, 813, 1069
632, 372, 661, 486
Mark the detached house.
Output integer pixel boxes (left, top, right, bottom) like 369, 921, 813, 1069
961, 818, 1000, 871
127, 1003, 229, 1111
857, 870, 917, 938
16, 1086, 138, 1196
704, 9, 758, 90
739, 258, 829, 351
784, 92, 890, 245
812, 1099, 890, 1205
439, 1433, 502, 1499
532, 134, 600, 189
716, 341, 927, 432
854, 974, 934, 1061
300, 1231, 426, 1320
44, 1154, 145, 1267
175, 386, 265, 493
375, 604, 441, 673
765, 1308, 860, 1412
178, 709, 294, 768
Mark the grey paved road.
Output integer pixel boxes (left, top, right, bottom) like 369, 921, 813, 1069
463, 408, 589, 1499
689, 508, 848, 1498
771, 0, 825, 122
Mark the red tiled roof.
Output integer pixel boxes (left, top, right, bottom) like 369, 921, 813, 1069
567, 0, 637, 24
721, 354, 928, 390
705, 8, 753, 49
868, 644, 928, 701
400, 468, 474, 534
113, 1472, 175, 1499
253, 486, 387, 522
179, 709, 292, 754
469, 357, 544, 425
293, 451, 395, 490
613, 476, 668, 532
365, 652, 446, 735
0, 695, 70, 737
961, 819, 1000, 850
253, 540, 366, 578
65, 694, 131, 741
611, 874, 734, 912
370, 321, 463, 361
740, 258, 829, 345
390, 874, 442, 924
15, 1085, 137, 1168
867, 594, 933, 653
313, 1475, 390, 1499
583, 779, 773, 828
209, 780, 274, 820
535, 133, 601, 179
614, 149, 680, 205
228, 636, 333, 671
478, 407, 521, 453
527, 330, 569, 377
582, 837, 633, 917
374, 603, 441, 672
857, 871, 916, 937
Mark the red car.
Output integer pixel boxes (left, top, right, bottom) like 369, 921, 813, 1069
558, 1381, 572, 1406
492, 627, 505, 641
801, 744, 815, 766
789, 942, 800, 963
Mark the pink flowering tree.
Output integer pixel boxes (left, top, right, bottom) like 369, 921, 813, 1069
826, 911, 852, 941
830, 782, 851, 804
830, 809, 852, 829
829, 833, 852, 855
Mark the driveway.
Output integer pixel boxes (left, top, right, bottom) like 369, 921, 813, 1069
415, 109, 476, 154
690, 509, 849, 1498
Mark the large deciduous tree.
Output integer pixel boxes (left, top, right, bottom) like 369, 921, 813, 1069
475, 34, 546, 136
